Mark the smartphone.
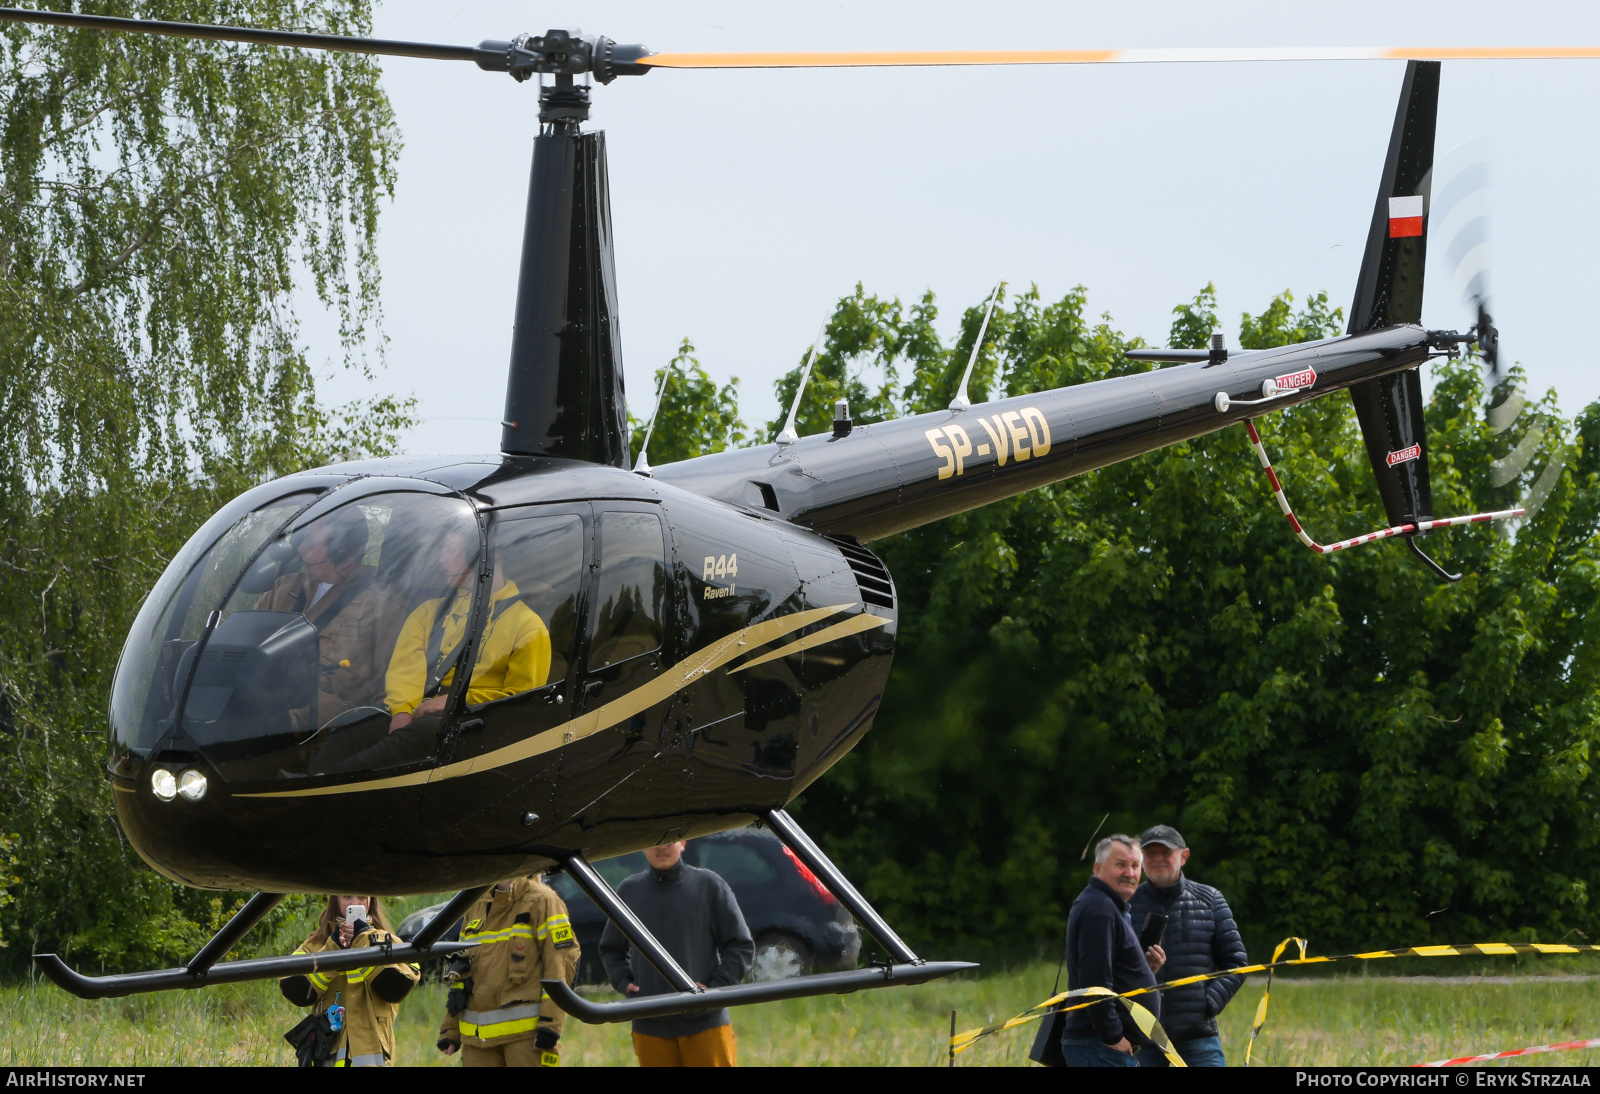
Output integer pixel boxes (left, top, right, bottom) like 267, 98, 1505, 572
1139, 912, 1168, 950
345, 904, 368, 926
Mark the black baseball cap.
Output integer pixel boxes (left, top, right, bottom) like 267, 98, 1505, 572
1139, 825, 1187, 850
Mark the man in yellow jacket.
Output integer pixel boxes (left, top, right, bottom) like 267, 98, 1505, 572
313, 529, 550, 774
438, 875, 580, 1067
280, 895, 420, 1067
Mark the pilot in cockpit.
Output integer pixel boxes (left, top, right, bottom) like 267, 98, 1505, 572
311, 527, 551, 774
255, 507, 405, 733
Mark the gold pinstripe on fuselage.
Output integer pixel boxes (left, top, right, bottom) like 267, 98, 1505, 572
238, 603, 882, 799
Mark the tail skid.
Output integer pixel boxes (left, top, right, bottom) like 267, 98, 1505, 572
1242, 418, 1523, 577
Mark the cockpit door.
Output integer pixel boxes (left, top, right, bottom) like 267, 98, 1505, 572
556, 504, 682, 834
416, 503, 591, 846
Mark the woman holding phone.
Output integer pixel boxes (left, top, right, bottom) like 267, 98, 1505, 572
279, 895, 420, 1067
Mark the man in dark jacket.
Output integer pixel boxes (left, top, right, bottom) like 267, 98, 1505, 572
1129, 825, 1248, 1067
600, 840, 755, 1066
1060, 835, 1167, 1066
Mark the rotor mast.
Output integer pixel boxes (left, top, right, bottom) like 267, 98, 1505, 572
485, 32, 651, 467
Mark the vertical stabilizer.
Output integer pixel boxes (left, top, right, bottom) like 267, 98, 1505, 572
1347, 61, 1440, 529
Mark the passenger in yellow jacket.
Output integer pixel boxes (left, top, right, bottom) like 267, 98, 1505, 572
385, 578, 551, 718
311, 528, 549, 774
279, 895, 420, 1067
437, 875, 580, 1067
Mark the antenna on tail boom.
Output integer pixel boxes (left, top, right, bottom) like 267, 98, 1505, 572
777, 321, 828, 446
949, 282, 1002, 412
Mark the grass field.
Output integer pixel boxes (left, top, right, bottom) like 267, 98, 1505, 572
3, 961, 1598, 1067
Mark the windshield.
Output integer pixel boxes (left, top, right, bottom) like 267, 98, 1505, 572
110, 492, 318, 763
110, 486, 486, 787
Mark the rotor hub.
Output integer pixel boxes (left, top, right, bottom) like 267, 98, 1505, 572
473, 29, 653, 85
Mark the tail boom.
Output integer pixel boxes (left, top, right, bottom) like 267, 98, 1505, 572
657, 325, 1431, 542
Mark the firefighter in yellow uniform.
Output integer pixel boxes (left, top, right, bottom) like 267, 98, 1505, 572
280, 895, 421, 1067
437, 875, 579, 1067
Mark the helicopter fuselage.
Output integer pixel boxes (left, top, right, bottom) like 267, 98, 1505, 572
110, 459, 897, 893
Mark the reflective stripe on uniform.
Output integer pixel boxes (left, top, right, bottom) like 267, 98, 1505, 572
537, 915, 574, 944
319, 1046, 387, 1067
459, 1002, 545, 1040
460, 924, 536, 945
349, 961, 421, 983
291, 947, 334, 993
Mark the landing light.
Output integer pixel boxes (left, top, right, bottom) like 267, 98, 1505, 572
178, 769, 208, 802
151, 769, 177, 801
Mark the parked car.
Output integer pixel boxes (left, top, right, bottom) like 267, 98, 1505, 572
398, 826, 861, 984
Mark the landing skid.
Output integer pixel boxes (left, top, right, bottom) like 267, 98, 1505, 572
35, 810, 973, 1009
543, 808, 976, 1023
35, 886, 489, 1000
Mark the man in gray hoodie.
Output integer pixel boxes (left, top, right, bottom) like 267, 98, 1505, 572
600, 840, 755, 1066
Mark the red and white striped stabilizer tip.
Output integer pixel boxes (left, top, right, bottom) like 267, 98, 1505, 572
1413, 1036, 1600, 1067
1241, 419, 1525, 555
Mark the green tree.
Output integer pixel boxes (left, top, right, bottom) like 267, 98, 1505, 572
631, 338, 746, 467
790, 282, 1600, 959
0, 1, 407, 971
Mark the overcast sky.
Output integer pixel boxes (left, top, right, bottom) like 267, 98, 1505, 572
309, 1, 1600, 455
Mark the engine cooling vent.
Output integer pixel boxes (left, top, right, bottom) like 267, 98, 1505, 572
826, 535, 895, 610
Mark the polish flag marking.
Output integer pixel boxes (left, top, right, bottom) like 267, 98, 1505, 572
1389, 194, 1425, 238
1387, 444, 1422, 467
1272, 367, 1318, 392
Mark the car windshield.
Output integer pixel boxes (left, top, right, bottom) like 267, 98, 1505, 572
110, 486, 486, 786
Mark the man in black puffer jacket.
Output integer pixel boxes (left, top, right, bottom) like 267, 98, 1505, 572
1128, 825, 1247, 1067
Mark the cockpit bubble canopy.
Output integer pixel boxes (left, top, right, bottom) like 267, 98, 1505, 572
109, 480, 481, 787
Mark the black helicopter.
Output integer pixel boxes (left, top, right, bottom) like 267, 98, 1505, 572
3, 8, 1546, 1022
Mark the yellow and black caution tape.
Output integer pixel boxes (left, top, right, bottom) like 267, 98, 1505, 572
1043, 987, 1186, 1066
1244, 936, 1306, 1065
950, 938, 1600, 1060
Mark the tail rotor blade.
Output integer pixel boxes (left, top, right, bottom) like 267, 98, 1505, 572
1476, 298, 1500, 376
1432, 137, 1504, 378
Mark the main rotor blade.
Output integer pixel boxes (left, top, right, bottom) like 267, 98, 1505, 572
0, 6, 476, 62
641, 46, 1600, 70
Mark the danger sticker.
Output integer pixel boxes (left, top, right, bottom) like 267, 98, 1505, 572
1272, 367, 1317, 392
1386, 444, 1422, 467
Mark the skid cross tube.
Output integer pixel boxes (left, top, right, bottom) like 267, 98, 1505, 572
558, 851, 700, 994
763, 808, 920, 965
185, 891, 284, 975
543, 821, 975, 1023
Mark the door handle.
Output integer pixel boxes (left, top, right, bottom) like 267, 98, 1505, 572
457, 718, 485, 734
579, 680, 604, 710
